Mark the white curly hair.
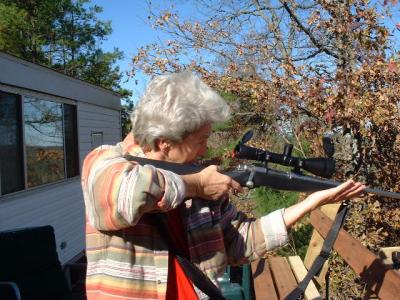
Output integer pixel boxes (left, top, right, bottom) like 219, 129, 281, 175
130, 71, 230, 150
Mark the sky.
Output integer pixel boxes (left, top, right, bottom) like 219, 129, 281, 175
91, 0, 198, 103
91, 0, 159, 102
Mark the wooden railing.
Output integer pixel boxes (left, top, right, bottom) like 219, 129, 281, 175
251, 206, 400, 300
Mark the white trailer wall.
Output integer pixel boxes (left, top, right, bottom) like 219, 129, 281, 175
0, 52, 122, 264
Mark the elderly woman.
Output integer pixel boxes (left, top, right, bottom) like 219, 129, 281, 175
81, 72, 365, 300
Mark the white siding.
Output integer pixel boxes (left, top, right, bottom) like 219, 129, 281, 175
0, 179, 85, 264
78, 102, 122, 168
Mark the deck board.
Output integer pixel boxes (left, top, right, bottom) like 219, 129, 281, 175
268, 257, 298, 299
251, 258, 278, 300
288, 256, 321, 300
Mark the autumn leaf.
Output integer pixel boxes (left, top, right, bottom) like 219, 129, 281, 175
388, 61, 398, 73
324, 108, 336, 124
163, 12, 171, 21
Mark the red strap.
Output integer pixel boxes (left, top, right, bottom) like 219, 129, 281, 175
166, 207, 198, 300
166, 255, 198, 300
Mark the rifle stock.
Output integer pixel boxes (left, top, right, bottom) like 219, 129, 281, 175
125, 155, 400, 199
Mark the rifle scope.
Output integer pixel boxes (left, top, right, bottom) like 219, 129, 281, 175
233, 131, 335, 178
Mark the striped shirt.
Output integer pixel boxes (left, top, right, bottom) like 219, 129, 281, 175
81, 133, 288, 300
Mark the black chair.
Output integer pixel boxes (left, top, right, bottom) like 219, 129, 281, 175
0, 225, 84, 300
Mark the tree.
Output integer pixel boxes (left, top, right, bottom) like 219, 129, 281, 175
0, 0, 131, 97
0, 0, 63, 63
121, 100, 134, 138
132, 0, 400, 297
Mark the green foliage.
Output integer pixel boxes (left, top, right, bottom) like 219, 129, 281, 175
252, 187, 299, 216
219, 91, 237, 103
252, 187, 312, 259
212, 119, 234, 132
121, 100, 134, 138
0, 0, 56, 63
79, 48, 124, 89
205, 139, 236, 158
292, 139, 311, 158
205, 138, 237, 168
276, 223, 313, 259
0, 3, 26, 53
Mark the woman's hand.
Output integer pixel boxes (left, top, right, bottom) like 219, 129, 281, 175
283, 179, 366, 228
306, 179, 366, 210
182, 165, 243, 200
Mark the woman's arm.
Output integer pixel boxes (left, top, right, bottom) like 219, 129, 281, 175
82, 146, 186, 231
222, 179, 365, 265
283, 179, 366, 228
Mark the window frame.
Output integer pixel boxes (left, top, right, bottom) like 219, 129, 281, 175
0, 85, 80, 198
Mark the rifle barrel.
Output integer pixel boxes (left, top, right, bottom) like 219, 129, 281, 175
234, 164, 400, 199
364, 187, 400, 199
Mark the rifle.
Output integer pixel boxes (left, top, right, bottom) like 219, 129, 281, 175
128, 130, 400, 199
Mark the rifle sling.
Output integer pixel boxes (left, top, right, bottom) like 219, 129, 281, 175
285, 203, 349, 300
128, 156, 226, 300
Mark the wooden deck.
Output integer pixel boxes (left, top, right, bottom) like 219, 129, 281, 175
250, 207, 400, 300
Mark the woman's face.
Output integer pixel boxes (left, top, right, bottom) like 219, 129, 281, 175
168, 123, 212, 163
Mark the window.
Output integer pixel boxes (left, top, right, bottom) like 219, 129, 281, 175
24, 97, 65, 187
0, 91, 24, 195
64, 104, 79, 179
0, 91, 79, 195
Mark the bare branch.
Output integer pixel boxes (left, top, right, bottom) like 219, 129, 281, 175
281, 1, 340, 60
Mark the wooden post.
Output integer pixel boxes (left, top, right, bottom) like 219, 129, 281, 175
288, 256, 321, 300
303, 203, 341, 285
311, 209, 400, 299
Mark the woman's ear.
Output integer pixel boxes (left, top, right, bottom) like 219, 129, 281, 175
155, 138, 170, 153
